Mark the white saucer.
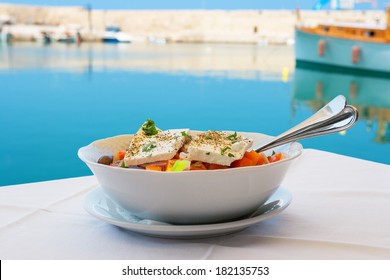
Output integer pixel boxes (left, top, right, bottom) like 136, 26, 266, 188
84, 187, 292, 239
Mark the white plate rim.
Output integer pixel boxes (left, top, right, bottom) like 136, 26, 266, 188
83, 187, 292, 238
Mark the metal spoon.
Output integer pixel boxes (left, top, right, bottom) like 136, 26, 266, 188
261, 105, 358, 150
271, 95, 347, 140
255, 98, 358, 153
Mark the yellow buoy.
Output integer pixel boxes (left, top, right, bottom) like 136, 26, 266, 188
282, 67, 289, 82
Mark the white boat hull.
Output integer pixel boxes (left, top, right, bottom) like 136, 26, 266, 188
103, 31, 132, 43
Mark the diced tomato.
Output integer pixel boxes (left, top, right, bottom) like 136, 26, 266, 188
207, 163, 229, 170
117, 150, 126, 160
190, 161, 207, 170
166, 160, 176, 171
173, 153, 181, 159
141, 161, 168, 171
244, 150, 261, 165
256, 152, 269, 165
268, 152, 283, 163
145, 165, 163, 171
231, 156, 254, 168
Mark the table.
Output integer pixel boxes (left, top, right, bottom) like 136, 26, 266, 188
1, 149, 389, 260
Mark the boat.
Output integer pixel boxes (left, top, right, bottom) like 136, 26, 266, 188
35, 31, 52, 44
52, 25, 82, 44
295, 6, 390, 75
293, 64, 390, 143
147, 36, 166, 45
55, 33, 76, 43
102, 26, 132, 43
0, 15, 12, 44
0, 31, 11, 43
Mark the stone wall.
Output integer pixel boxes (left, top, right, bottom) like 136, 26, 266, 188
0, 3, 386, 44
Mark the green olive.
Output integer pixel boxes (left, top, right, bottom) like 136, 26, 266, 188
98, 155, 113, 165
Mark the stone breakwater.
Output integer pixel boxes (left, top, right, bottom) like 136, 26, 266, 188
0, 3, 386, 44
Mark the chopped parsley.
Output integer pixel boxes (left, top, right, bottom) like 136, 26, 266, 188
228, 153, 235, 157
192, 162, 203, 168
142, 141, 157, 152
181, 131, 193, 140
220, 146, 231, 155
142, 118, 159, 136
227, 132, 238, 143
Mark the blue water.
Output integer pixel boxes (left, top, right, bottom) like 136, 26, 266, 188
0, 43, 389, 186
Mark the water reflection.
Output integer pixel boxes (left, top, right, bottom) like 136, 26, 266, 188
0, 43, 299, 186
1, 43, 389, 186
0, 42, 294, 81
293, 65, 390, 144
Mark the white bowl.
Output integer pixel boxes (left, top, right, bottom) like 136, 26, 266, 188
78, 131, 302, 224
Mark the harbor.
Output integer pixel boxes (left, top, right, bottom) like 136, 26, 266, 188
1, 1, 389, 186
0, 3, 387, 44
1, 0, 390, 269
0, 41, 388, 187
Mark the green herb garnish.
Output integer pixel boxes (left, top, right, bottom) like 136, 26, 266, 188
142, 118, 159, 136
181, 131, 193, 140
205, 152, 210, 155
228, 153, 235, 157
227, 132, 238, 143
220, 146, 231, 155
142, 141, 157, 152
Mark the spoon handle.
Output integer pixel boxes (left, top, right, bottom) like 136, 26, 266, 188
255, 103, 358, 153
266, 106, 358, 148
272, 95, 347, 140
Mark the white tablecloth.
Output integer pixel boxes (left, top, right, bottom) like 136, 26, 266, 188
1, 149, 389, 260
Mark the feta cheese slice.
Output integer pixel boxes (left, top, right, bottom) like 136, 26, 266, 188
186, 131, 253, 166
124, 127, 189, 166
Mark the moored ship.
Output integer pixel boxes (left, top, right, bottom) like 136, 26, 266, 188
295, 6, 390, 74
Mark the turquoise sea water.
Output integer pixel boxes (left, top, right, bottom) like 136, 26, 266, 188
0, 43, 389, 186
